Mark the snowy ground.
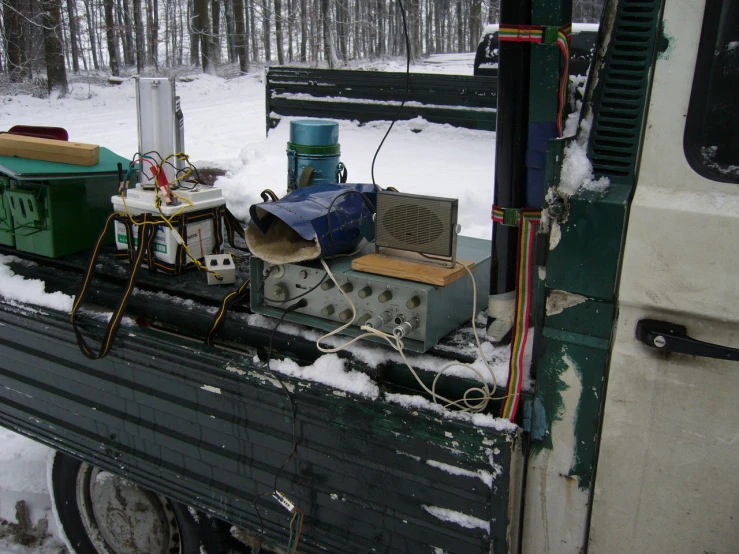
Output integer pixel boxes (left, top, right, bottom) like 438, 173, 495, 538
0, 52, 497, 553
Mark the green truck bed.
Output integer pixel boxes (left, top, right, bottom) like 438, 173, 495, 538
0, 247, 521, 553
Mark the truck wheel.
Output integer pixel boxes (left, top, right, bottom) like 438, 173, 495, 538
50, 451, 201, 554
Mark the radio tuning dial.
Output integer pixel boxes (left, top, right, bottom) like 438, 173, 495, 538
358, 286, 372, 298
321, 280, 335, 291
340, 282, 354, 293
339, 309, 354, 322
378, 290, 393, 303
321, 305, 335, 316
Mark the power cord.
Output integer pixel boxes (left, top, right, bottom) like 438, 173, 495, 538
370, 0, 411, 186
315, 259, 500, 413
253, 298, 307, 547
324, 188, 377, 246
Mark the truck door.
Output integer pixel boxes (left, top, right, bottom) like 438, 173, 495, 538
589, 1, 739, 552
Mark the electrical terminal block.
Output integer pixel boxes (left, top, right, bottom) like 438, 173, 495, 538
205, 253, 237, 285
272, 490, 295, 513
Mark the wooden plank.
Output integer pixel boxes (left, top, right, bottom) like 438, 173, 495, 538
0, 134, 99, 166
352, 253, 475, 286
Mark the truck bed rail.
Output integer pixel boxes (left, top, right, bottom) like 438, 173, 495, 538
266, 66, 498, 133
0, 255, 520, 553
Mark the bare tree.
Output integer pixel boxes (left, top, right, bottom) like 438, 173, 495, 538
286, 0, 293, 61
262, 0, 271, 61
4, 0, 28, 81
40, 0, 68, 94
64, 0, 80, 72
470, 0, 481, 50
233, 0, 248, 72
145, 0, 159, 67
119, 0, 135, 66
321, 0, 336, 67
0, 0, 609, 79
376, 0, 386, 57
211, 0, 221, 63
249, 0, 258, 62
274, 0, 284, 64
193, 0, 216, 73
103, 0, 120, 74
335, 0, 346, 61
189, 1, 199, 64
487, 0, 498, 23
299, 0, 307, 61
132, 0, 145, 71
225, 0, 237, 63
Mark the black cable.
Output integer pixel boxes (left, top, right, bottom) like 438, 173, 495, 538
253, 298, 307, 539
268, 272, 328, 304
370, 0, 411, 186
324, 189, 377, 246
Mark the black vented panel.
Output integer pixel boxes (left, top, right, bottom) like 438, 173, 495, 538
588, 0, 663, 185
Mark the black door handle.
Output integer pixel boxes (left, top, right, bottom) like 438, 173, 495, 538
636, 319, 739, 361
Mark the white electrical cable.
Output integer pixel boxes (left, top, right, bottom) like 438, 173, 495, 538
315, 258, 359, 353
315, 259, 499, 412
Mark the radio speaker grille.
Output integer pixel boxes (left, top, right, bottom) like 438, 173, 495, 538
375, 191, 458, 258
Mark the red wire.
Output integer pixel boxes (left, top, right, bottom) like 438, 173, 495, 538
557, 40, 570, 137
292, 508, 305, 553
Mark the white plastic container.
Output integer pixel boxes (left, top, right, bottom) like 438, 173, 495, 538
111, 186, 226, 266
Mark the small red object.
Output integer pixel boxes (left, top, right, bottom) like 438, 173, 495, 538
8, 125, 69, 141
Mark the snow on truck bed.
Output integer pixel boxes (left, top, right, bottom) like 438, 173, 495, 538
0, 54, 508, 550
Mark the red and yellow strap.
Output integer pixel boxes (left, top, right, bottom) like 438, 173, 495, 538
492, 205, 542, 420
498, 23, 572, 136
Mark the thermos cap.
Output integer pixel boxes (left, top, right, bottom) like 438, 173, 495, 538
289, 120, 339, 147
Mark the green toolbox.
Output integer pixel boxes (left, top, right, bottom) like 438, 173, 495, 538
0, 147, 129, 257
0, 176, 14, 246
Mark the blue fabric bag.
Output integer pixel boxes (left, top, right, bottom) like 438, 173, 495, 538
246, 183, 378, 264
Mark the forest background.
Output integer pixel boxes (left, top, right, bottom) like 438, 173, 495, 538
1, 0, 604, 96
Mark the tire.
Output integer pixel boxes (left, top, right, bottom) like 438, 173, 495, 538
49, 451, 201, 554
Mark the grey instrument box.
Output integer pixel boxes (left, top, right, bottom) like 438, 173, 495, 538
250, 236, 491, 353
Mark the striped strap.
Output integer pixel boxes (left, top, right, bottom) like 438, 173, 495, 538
492, 206, 542, 226
491, 207, 542, 421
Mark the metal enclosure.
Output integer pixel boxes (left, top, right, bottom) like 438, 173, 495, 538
251, 236, 490, 352
0, 148, 130, 257
135, 77, 185, 184
375, 190, 459, 265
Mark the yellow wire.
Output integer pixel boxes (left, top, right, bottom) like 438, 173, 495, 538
287, 510, 298, 552
117, 177, 222, 280
207, 278, 250, 345
160, 152, 194, 185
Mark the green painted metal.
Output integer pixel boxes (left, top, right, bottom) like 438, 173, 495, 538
587, 0, 664, 185
545, 184, 632, 300
0, 177, 14, 246
531, 337, 609, 489
528, 0, 572, 124
0, 147, 128, 178
530, 0, 665, 494
286, 142, 341, 156
0, 148, 128, 257
0, 301, 521, 554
